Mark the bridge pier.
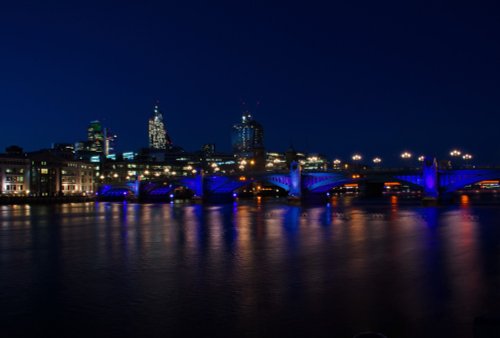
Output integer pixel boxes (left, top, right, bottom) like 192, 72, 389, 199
287, 161, 302, 202
132, 179, 140, 197
422, 158, 439, 205
192, 169, 205, 201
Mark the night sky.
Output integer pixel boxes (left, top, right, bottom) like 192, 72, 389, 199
1, 1, 499, 164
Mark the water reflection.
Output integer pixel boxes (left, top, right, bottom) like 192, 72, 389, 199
0, 200, 500, 338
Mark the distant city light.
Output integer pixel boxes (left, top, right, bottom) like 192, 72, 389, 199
352, 154, 362, 161
418, 155, 425, 162
401, 152, 412, 159
463, 154, 472, 160
372, 157, 382, 164
450, 149, 462, 157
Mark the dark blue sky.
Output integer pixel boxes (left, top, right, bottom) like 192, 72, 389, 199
1, 1, 499, 164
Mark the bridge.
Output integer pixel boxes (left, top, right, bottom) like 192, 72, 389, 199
97, 160, 500, 203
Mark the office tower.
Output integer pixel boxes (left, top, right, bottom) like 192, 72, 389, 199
148, 103, 171, 149
231, 112, 264, 156
86, 120, 116, 156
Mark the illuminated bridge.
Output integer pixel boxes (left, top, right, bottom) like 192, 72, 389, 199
97, 160, 500, 202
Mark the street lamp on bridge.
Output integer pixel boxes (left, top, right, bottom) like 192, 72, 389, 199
372, 157, 382, 169
351, 154, 363, 170
400, 151, 413, 169
400, 151, 412, 159
450, 149, 462, 168
463, 153, 473, 168
352, 154, 362, 161
416, 155, 426, 168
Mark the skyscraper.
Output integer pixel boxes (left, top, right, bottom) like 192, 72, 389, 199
148, 103, 171, 150
85, 120, 116, 156
87, 120, 104, 153
231, 112, 264, 155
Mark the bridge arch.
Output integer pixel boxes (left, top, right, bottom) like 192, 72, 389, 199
98, 182, 139, 197
302, 173, 353, 193
440, 170, 500, 193
262, 174, 291, 191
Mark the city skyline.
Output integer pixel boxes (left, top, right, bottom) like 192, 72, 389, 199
1, 2, 499, 164
0, 102, 483, 167
0, 99, 488, 166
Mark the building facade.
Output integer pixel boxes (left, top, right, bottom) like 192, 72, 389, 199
87, 120, 105, 153
148, 104, 171, 150
0, 156, 30, 195
232, 112, 265, 171
77, 120, 116, 157
231, 112, 264, 155
265, 152, 288, 172
29, 151, 95, 196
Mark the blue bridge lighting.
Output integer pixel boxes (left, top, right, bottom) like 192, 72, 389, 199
97, 160, 500, 201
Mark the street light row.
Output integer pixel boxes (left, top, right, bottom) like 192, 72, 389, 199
334, 149, 474, 165
450, 149, 473, 160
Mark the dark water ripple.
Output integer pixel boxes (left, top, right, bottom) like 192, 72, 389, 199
1, 200, 500, 338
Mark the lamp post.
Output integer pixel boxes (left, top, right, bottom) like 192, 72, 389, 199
352, 154, 362, 170
462, 153, 473, 168
352, 154, 362, 161
372, 157, 382, 169
417, 155, 425, 168
450, 149, 462, 168
400, 151, 412, 169
401, 151, 412, 159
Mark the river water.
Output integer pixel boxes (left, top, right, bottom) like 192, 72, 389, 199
1, 198, 500, 338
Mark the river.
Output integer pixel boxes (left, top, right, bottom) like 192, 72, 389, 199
1, 197, 500, 337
